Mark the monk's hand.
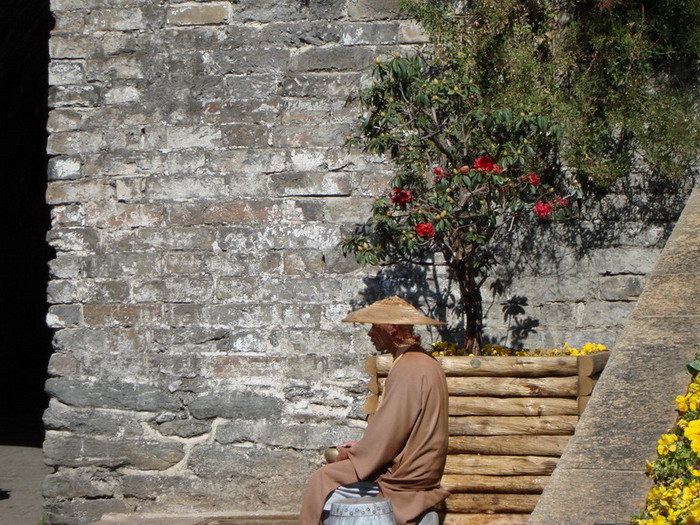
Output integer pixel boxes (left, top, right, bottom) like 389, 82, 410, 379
335, 441, 358, 461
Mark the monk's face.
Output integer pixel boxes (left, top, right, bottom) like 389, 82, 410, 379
367, 324, 395, 352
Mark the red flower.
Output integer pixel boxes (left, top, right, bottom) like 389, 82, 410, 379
524, 173, 539, 186
433, 167, 444, 176
474, 156, 497, 172
415, 222, 435, 237
533, 201, 553, 219
390, 188, 412, 205
555, 196, 570, 207
459, 165, 470, 174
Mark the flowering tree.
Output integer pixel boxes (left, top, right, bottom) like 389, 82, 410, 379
340, 13, 578, 353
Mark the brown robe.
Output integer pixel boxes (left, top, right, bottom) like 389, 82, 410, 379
299, 347, 450, 524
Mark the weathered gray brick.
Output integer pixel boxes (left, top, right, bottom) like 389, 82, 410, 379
290, 46, 375, 72
85, 8, 146, 31
47, 304, 83, 328
189, 391, 283, 420
44, 432, 185, 469
49, 60, 86, 85
167, 3, 229, 26
45, 378, 179, 411
48, 85, 102, 107
347, 0, 404, 20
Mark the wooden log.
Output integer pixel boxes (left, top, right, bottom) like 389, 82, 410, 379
440, 493, 540, 513
578, 373, 599, 396
441, 474, 549, 493
374, 355, 579, 377
447, 435, 570, 456
448, 415, 578, 436
365, 355, 377, 376
449, 396, 578, 416
578, 351, 609, 377
365, 396, 578, 417
377, 376, 578, 397
368, 376, 379, 395
444, 454, 558, 475
363, 394, 379, 415
442, 513, 530, 525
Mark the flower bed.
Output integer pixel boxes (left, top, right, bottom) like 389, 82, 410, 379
431, 341, 608, 357
632, 355, 700, 524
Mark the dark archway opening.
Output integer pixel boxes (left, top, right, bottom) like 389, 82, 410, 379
0, 0, 55, 447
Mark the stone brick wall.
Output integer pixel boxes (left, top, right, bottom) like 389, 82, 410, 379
43, 0, 694, 522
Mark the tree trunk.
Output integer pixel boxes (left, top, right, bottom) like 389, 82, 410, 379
455, 260, 483, 355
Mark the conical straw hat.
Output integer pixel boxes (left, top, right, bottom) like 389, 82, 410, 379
342, 296, 445, 325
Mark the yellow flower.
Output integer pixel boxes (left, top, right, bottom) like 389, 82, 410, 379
657, 434, 679, 455
685, 420, 700, 442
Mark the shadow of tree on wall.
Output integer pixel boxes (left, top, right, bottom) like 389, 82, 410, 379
347, 173, 696, 350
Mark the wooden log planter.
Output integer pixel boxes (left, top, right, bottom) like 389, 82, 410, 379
364, 352, 609, 525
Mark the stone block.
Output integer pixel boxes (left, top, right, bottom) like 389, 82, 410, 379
290, 46, 375, 72
50, 35, 99, 59
48, 85, 102, 107
341, 22, 399, 45
166, 125, 221, 149
208, 48, 290, 75
45, 498, 130, 525
283, 249, 325, 276
51, 205, 87, 227
48, 156, 83, 180
45, 378, 180, 411
47, 353, 80, 377
163, 252, 205, 275
145, 176, 229, 202
324, 196, 374, 223
46, 227, 100, 253
47, 130, 104, 154
84, 152, 166, 177
166, 149, 207, 175
215, 276, 259, 302
151, 327, 230, 354
208, 149, 286, 176
47, 109, 83, 132
599, 275, 645, 301
82, 303, 162, 327
49, 60, 85, 85
189, 390, 283, 420
271, 124, 352, 148
53, 11, 86, 33
201, 303, 276, 329
216, 420, 360, 449
347, 0, 404, 20
269, 172, 353, 197
49, 255, 85, 279
85, 253, 162, 279
168, 200, 282, 226
221, 123, 270, 148
205, 251, 282, 276
578, 300, 636, 329
167, 3, 229, 26
187, 444, 309, 480
258, 276, 343, 304
47, 279, 87, 304
132, 226, 217, 251
47, 304, 83, 328
46, 179, 108, 204
43, 467, 117, 499
86, 8, 146, 30
217, 223, 340, 252
104, 85, 141, 104
43, 399, 145, 438
132, 277, 214, 302
163, 303, 204, 328
85, 55, 146, 81
221, 73, 281, 100
155, 418, 211, 438
281, 72, 362, 98
44, 432, 185, 470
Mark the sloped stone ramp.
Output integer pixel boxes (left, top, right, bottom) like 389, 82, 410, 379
530, 187, 700, 524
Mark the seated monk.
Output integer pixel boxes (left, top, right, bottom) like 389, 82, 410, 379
299, 296, 450, 525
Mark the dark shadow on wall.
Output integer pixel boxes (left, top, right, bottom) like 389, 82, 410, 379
347, 173, 696, 349
0, 0, 55, 446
